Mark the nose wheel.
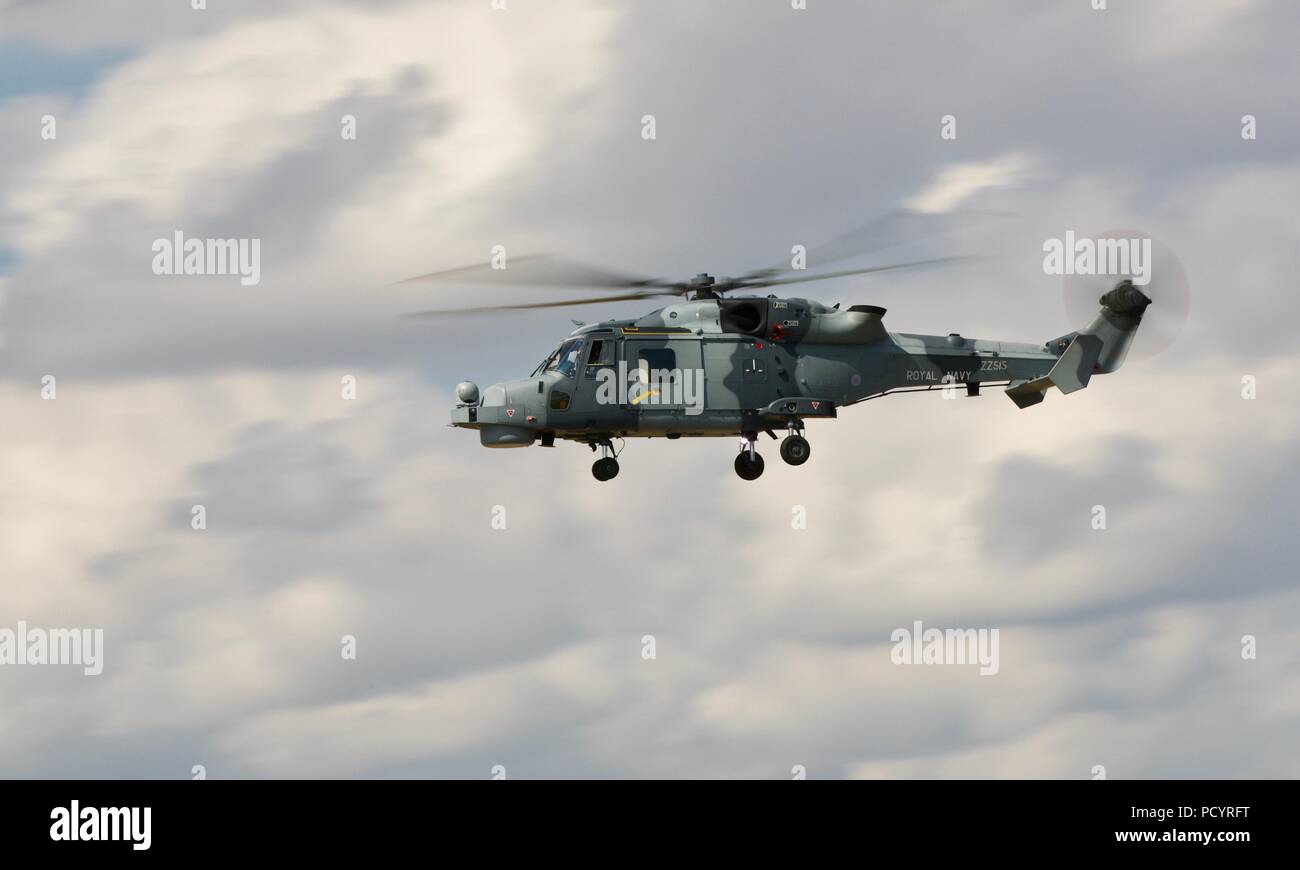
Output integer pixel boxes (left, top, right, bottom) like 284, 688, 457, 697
734, 452, 765, 480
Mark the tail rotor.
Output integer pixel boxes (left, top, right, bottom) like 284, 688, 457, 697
1062, 230, 1189, 362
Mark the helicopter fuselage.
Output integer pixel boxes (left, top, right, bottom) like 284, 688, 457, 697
450, 295, 1074, 448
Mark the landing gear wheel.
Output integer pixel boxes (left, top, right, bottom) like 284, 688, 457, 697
780, 434, 811, 466
734, 451, 765, 480
592, 457, 620, 481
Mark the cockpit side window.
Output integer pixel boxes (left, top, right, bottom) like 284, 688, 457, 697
584, 337, 615, 376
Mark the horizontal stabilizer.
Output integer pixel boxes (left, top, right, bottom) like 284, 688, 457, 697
1005, 377, 1051, 408
1004, 334, 1104, 408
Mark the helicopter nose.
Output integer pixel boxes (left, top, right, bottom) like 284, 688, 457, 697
450, 379, 538, 447
450, 380, 538, 442
450, 380, 484, 428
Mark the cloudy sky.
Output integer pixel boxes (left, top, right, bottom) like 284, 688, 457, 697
1, 0, 1298, 778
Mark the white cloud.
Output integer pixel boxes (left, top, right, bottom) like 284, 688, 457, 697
2, 0, 1298, 779
905, 154, 1033, 215
4, 1, 618, 256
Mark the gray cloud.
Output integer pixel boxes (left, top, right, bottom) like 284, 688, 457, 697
1, 0, 1297, 779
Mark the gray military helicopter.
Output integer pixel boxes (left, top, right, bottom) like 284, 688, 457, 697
407, 214, 1183, 481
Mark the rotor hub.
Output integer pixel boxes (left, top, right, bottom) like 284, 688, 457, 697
688, 272, 720, 300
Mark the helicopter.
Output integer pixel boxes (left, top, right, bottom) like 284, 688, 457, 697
404, 214, 1183, 481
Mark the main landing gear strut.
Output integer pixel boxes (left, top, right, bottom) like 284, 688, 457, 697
734, 423, 812, 481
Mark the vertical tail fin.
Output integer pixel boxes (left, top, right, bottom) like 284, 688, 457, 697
1084, 279, 1152, 374
1005, 279, 1150, 408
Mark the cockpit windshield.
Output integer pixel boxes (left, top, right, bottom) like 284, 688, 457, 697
530, 348, 558, 377
531, 338, 585, 378
549, 338, 584, 377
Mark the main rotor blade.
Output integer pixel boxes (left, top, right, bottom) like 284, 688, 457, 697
740, 208, 1007, 279
740, 254, 977, 288
397, 254, 676, 290
402, 288, 679, 317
